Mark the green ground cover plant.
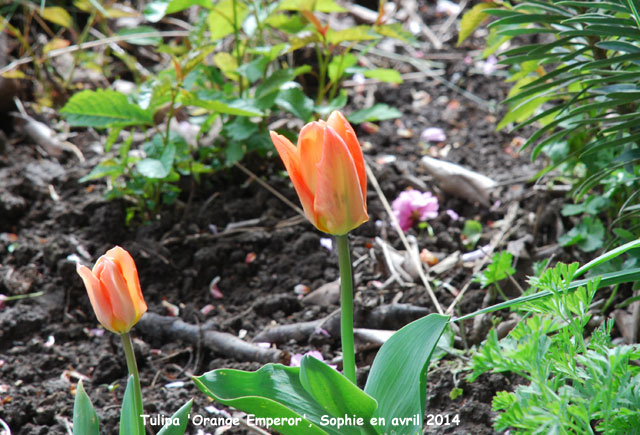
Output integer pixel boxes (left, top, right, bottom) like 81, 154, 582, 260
55, 0, 407, 223
459, 0, 640, 254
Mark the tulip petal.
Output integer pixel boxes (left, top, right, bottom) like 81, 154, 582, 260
327, 111, 367, 199
314, 127, 369, 234
297, 121, 325, 193
95, 257, 136, 333
77, 263, 115, 332
105, 246, 146, 319
270, 131, 316, 224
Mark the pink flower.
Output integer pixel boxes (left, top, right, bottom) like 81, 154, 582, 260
290, 350, 337, 369
392, 189, 439, 232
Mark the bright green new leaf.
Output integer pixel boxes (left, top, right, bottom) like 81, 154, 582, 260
327, 26, 378, 45
278, 0, 346, 12
207, 0, 248, 42
119, 375, 143, 435
60, 90, 153, 128
194, 364, 332, 434
73, 380, 99, 435
462, 219, 483, 250
362, 69, 403, 84
475, 251, 516, 288
157, 399, 193, 435
299, 356, 378, 434
365, 314, 450, 435
347, 104, 402, 124
40, 6, 73, 28
458, 3, 496, 46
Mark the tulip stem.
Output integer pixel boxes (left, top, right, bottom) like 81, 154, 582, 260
121, 332, 145, 435
336, 234, 357, 384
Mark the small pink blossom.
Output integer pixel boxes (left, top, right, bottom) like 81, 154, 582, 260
392, 189, 439, 232
0, 294, 7, 310
420, 127, 446, 143
290, 350, 337, 369
446, 209, 460, 221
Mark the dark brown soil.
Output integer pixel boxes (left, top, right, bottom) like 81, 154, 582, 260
0, 4, 563, 435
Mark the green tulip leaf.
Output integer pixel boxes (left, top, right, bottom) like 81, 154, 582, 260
194, 364, 329, 434
364, 313, 450, 434
299, 356, 378, 434
73, 380, 99, 435
157, 399, 194, 435
120, 375, 143, 435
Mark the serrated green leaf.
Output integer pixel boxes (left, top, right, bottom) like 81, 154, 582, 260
157, 399, 193, 435
60, 90, 153, 128
347, 104, 402, 124
364, 314, 450, 435
458, 3, 496, 45
73, 380, 99, 435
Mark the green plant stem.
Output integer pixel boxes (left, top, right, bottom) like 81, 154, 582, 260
336, 234, 356, 384
315, 45, 328, 106
120, 332, 144, 435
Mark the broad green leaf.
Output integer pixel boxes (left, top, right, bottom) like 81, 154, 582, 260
255, 68, 297, 99
194, 364, 332, 434
458, 3, 496, 45
362, 69, 403, 84
137, 143, 175, 179
326, 26, 378, 44
157, 399, 193, 435
115, 26, 161, 46
558, 217, 605, 252
40, 6, 72, 28
364, 314, 450, 435
347, 104, 402, 124
186, 97, 263, 116
299, 356, 378, 434
276, 86, 315, 121
374, 23, 414, 43
207, 0, 248, 42
73, 380, 99, 435
119, 375, 143, 435
60, 90, 153, 128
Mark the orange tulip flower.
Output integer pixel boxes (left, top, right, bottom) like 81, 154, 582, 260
270, 111, 368, 235
77, 246, 147, 334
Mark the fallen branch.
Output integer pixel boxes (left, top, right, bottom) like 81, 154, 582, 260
136, 313, 288, 364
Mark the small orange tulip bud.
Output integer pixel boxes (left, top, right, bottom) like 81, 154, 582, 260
77, 246, 147, 334
270, 111, 368, 235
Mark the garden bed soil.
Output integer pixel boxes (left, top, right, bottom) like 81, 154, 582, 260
0, 3, 572, 434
